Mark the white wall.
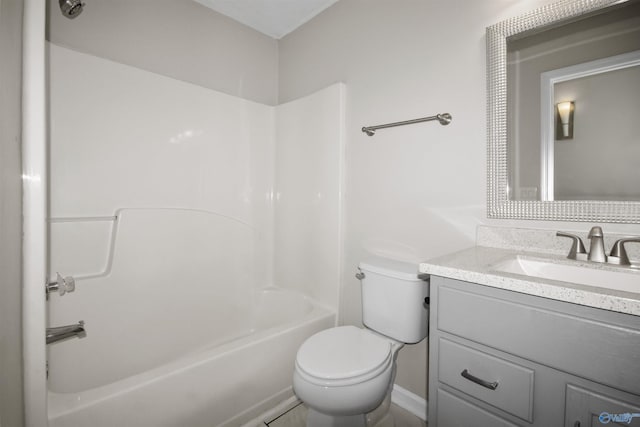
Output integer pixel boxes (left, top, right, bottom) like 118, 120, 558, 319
46, 0, 278, 105
278, 0, 640, 400
274, 83, 345, 311
0, 0, 24, 424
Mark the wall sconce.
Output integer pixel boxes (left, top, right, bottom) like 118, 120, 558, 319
556, 101, 574, 140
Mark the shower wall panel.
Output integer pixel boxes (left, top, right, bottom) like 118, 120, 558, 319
48, 43, 275, 284
274, 84, 345, 311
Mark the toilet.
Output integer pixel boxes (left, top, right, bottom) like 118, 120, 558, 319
293, 257, 429, 427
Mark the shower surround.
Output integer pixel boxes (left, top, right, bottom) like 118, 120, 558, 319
47, 44, 344, 426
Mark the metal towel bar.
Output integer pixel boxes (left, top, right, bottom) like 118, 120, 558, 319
362, 113, 452, 136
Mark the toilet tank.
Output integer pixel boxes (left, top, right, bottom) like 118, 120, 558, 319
358, 257, 429, 344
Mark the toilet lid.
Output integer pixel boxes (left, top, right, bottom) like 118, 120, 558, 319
296, 326, 392, 382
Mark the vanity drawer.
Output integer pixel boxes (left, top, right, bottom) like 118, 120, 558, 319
438, 337, 534, 422
436, 280, 640, 395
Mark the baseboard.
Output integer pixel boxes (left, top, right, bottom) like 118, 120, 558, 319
241, 384, 427, 426
391, 384, 428, 421
233, 388, 297, 427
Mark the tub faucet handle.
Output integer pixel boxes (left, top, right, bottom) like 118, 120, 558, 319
46, 273, 76, 299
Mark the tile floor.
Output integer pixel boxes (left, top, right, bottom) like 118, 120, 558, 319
265, 402, 427, 427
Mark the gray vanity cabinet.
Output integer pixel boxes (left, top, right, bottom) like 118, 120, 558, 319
428, 276, 640, 427
566, 384, 640, 426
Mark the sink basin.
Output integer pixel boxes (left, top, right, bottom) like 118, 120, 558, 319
491, 256, 640, 294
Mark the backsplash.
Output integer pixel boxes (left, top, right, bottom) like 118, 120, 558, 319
477, 225, 640, 262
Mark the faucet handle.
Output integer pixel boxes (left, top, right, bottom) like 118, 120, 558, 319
556, 232, 587, 260
608, 238, 640, 266
46, 272, 75, 298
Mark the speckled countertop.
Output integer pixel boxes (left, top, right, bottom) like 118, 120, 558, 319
419, 226, 640, 316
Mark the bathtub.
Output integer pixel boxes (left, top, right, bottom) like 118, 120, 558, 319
48, 287, 334, 427
47, 209, 335, 426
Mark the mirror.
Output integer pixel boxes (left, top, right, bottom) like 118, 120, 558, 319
487, 0, 640, 222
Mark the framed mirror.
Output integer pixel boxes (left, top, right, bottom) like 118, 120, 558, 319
487, 0, 640, 222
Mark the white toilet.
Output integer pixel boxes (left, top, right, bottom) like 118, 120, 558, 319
293, 257, 429, 427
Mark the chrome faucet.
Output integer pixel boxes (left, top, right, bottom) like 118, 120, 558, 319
587, 226, 607, 263
558, 226, 640, 267
46, 321, 86, 344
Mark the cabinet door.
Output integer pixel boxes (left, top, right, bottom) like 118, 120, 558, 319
566, 384, 640, 427
437, 389, 521, 427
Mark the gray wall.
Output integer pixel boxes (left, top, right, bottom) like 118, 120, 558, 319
554, 67, 640, 201
278, 0, 564, 401
47, 0, 279, 105
0, 0, 24, 425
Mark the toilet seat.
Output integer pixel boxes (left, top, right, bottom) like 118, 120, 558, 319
295, 326, 393, 387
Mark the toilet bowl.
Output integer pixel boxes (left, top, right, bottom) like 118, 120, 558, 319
294, 326, 402, 416
293, 257, 429, 427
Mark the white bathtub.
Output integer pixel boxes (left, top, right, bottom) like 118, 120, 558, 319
48, 288, 334, 427
47, 210, 335, 426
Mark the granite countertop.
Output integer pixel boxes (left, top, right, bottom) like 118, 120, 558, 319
420, 245, 640, 316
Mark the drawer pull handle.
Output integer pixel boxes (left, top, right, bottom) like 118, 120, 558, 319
461, 369, 499, 390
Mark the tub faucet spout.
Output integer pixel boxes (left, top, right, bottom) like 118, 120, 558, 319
47, 321, 86, 344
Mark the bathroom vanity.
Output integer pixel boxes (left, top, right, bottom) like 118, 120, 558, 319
421, 228, 640, 427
